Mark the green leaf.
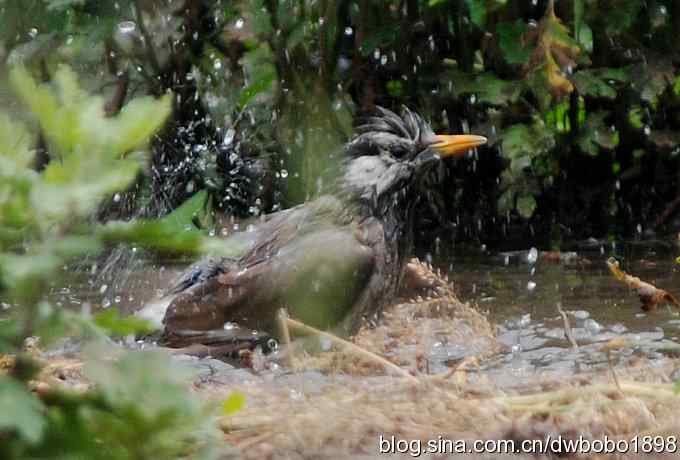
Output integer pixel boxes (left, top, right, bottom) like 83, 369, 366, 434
448, 70, 522, 106
497, 20, 531, 65
517, 194, 537, 219
577, 111, 619, 156
571, 70, 617, 99
239, 72, 275, 109
501, 120, 556, 162
0, 376, 46, 443
465, 0, 487, 27
546, 101, 571, 133
157, 190, 210, 233
473, 74, 522, 105
0, 252, 61, 294
0, 113, 35, 173
674, 76, 680, 96
82, 349, 220, 458
386, 80, 404, 97
98, 220, 250, 257
94, 309, 157, 336
98, 220, 204, 255
105, 95, 173, 155
10, 65, 171, 158
627, 106, 644, 130
222, 392, 246, 415
465, 0, 507, 28
573, 0, 592, 53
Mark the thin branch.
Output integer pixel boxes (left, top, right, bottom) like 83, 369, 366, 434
285, 317, 419, 383
276, 309, 295, 368
556, 302, 578, 349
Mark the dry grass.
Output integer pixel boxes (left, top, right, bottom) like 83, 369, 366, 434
218, 363, 680, 459
5, 259, 680, 459
212, 261, 680, 459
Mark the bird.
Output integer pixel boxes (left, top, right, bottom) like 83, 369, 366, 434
158, 106, 486, 348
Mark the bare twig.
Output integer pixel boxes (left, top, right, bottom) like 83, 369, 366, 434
556, 302, 578, 349
276, 309, 294, 369
606, 350, 622, 394
285, 317, 419, 383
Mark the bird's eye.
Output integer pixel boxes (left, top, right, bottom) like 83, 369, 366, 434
266, 338, 279, 351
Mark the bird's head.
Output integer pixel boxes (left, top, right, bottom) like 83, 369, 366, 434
341, 106, 486, 206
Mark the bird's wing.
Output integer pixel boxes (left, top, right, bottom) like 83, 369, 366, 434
162, 222, 377, 336
166, 257, 231, 295
163, 197, 338, 296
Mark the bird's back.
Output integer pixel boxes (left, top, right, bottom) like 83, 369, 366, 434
159, 195, 377, 341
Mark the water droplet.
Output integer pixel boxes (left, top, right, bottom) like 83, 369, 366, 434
584, 318, 602, 334
526, 281, 536, 292
235, 18, 244, 29
344, 27, 353, 36
113, 193, 121, 203
526, 247, 538, 264
28, 27, 38, 38
99, 284, 108, 294
611, 323, 627, 334
118, 21, 136, 34
572, 310, 590, 320
280, 169, 288, 178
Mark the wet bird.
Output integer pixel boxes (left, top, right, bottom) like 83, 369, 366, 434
158, 106, 486, 347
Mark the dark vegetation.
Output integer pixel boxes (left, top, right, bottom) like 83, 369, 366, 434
4, 1, 680, 248
2, 0, 680, 458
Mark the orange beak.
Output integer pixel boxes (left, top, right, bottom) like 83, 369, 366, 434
431, 134, 487, 158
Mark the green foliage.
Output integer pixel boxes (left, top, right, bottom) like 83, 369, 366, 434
2, 351, 222, 459
0, 376, 46, 443
93, 309, 156, 337
77, 350, 220, 459
0, 65, 223, 459
499, 119, 556, 218
577, 111, 620, 156
5, 66, 171, 228
448, 70, 523, 106
497, 20, 531, 65
465, 0, 506, 28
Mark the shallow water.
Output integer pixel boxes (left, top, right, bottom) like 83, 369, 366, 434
446, 239, 680, 380
46, 239, 680, 382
